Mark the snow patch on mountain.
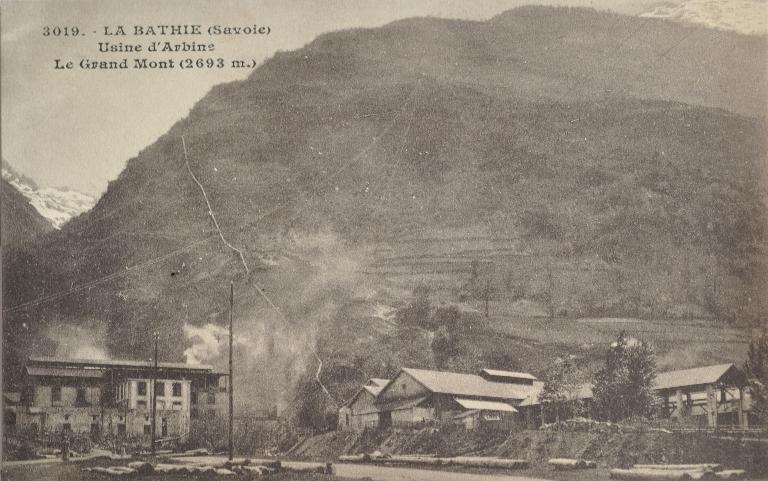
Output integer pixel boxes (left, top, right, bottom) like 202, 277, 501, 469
2, 167, 96, 229
640, 0, 767, 35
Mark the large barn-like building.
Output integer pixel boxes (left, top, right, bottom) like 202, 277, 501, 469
339, 368, 542, 431
339, 363, 754, 431
4, 357, 228, 441
654, 363, 751, 427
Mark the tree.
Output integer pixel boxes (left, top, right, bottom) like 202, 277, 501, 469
430, 305, 460, 331
431, 325, 459, 369
395, 283, 431, 329
745, 333, 768, 424
591, 332, 657, 422
464, 261, 496, 317
538, 356, 585, 423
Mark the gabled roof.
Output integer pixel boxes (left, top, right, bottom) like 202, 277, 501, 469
654, 363, 744, 391
399, 368, 536, 401
367, 378, 390, 388
364, 378, 390, 396
518, 381, 545, 407
343, 378, 391, 408
480, 369, 537, 381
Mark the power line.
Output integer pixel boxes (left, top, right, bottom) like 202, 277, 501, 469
2, 234, 219, 314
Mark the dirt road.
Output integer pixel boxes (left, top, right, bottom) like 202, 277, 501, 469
173, 456, 554, 480
334, 463, 553, 481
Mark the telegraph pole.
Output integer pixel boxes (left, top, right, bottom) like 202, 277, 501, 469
151, 331, 158, 456
228, 281, 234, 461
547, 258, 555, 322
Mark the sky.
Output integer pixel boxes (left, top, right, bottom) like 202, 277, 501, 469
1, 0, 764, 194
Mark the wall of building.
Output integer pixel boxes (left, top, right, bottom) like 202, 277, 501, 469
350, 412, 380, 430
391, 406, 435, 427
125, 378, 190, 412
377, 373, 429, 403
33, 384, 100, 408
190, 387, 228, 419
350, 391, 377, 416
100, 409, 188, 439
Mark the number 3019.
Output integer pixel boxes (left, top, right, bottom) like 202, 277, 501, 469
43, 26, 80, 36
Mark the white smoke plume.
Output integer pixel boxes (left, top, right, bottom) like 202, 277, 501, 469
48, 321, 109, 360
181, 228, 370, 413
183, 323, 229, 365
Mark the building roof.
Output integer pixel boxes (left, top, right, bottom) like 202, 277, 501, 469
518, 381, 591, 407
519, 364, 744, 407
342, 378, 391, 408
27, 366, 105, 378
28, 356, 215, 372
400, 368, 536, 401
654, 363, 743, 391
376, 396, 429, 412
363, 378, 390, 397
480, 369, 537, 381
453, 397, 518, 413
367, 378, 391, 388
518, 382, 545, 407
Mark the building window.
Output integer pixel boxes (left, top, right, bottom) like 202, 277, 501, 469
62, 423, 72, 433
76, 388, 87, 406
172, 382, 182, 397
207, 392, 216, 405
143, 425, 151, 435
64, 414, 70, 421
172, 401, 182, 409
191, 391, 197, 404
137, 400, 147, 409
51, 385, 62, 402
137, 381, 147, 396
155, 381, 165, 397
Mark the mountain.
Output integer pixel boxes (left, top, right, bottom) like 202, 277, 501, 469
2, 7, 766, 414
2, 163, 97, 229
1, 177, 55, 247
640, 0, 768, 35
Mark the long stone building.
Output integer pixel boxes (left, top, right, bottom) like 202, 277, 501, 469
4, 357, 228, 441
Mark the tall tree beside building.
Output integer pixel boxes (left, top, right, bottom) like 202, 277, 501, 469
591, 332, 657, 422
538, 355, 585, 423
744, 334, 768, 424
395, 283, 431, 329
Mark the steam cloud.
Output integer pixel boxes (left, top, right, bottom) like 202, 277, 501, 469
181, 229, 370, 414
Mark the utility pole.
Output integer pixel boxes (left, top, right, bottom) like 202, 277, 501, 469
228, 281, 234, 461
151, 331, 158, 456
547, 258, 555, 322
